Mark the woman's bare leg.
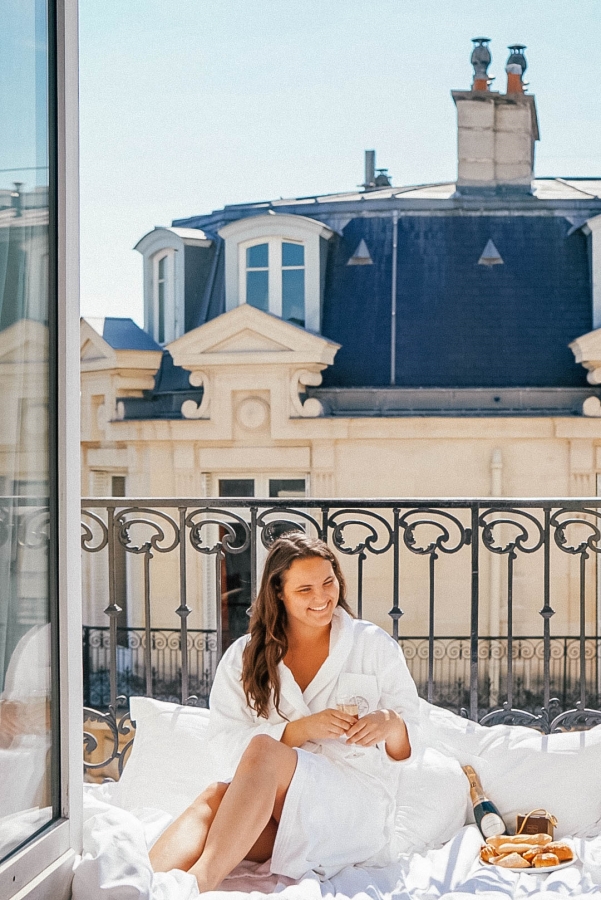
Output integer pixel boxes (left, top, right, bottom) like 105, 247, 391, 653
149, 781, 229, 873
150, 781, 279, 873
189, 734, 297, 892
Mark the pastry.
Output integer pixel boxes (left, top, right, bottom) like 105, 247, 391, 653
480, 844, 497, 864
533, 852, 560, 868
544, 842, 573, 863
523, 846, 542, 862
496, 852, 531, 868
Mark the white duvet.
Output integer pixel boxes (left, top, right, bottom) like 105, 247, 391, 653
73, 698, 601, 900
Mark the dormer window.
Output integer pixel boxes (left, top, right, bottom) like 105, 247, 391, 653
220, 213, 333, 333
243, 238, 306, 327
135, 226, 213, 344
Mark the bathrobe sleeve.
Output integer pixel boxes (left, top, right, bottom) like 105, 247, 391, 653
205, 637, 288, 779
375, 630, 423, 760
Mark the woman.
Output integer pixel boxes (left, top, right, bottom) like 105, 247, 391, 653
150, 532, 420, 892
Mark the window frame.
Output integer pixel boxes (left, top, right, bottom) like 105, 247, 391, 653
219, 213, 333, 334
240, 237, 306, 321
0, 0, 83, 896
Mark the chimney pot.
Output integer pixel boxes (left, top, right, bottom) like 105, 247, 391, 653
363, 150, 376, 189
471, 37, 492, 91
505, 44, 527, 93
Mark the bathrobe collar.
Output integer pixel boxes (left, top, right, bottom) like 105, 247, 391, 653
278, 606, 355, 714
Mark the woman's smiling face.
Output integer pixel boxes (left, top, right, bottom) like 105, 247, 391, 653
280, 555, 340, 632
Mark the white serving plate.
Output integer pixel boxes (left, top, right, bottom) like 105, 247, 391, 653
488, 857, 577, 874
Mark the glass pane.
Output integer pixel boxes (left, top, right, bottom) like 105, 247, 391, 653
269, 479, 306, 498
246, 270, 269, 312
246, 242, 268, 268
218, 479, 255, 498
158, 254, 166, 282
282, 268, 305, 326
158, 278, 165, 342
282, 241, 304, 267
0, 0, 55, 861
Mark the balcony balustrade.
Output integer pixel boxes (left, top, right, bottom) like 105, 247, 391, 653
74, 496, 601, 775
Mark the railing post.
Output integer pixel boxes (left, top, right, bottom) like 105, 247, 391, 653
82, 626, 90, 707
469, 503, 480, 720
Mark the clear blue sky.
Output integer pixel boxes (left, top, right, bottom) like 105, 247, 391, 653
80, 0, 601, 324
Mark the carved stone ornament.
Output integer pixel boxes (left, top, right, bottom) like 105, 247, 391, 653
236, 397, 269, 430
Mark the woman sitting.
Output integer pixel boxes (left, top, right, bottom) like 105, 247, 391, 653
150, 532, 420, 892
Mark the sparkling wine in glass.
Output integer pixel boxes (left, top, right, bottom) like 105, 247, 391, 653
337, 695, 363, 756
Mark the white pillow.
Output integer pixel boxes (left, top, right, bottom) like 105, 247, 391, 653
119, 697, 220, 818
418, 699, 601, 838
394, 747, 468, 856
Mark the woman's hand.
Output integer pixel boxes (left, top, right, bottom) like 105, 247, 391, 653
345, 709, 411, 760
281, 708, 356, 747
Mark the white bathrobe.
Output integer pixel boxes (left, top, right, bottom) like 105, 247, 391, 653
205, 607, 421, 880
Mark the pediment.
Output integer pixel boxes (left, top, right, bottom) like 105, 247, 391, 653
80, 318, 116, 368
206, 329, 291, 354
167, 304, 340, 368
0, 319, 49, 364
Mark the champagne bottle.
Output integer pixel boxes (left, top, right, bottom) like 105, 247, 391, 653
462, 765, 507, 839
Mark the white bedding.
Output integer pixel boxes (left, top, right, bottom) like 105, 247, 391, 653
73, 785, 601, 900
72, 698, 601, 900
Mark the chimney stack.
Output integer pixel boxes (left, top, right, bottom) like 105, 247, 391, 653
452, 40, 539, 195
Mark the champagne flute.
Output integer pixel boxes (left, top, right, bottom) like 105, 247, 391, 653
336, 694, 363, 757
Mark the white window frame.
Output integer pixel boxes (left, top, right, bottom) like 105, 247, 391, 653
152, 248, 175, 344
240, 237, 305, 320
134, 226, 212, 344
0, 2, 82, 897
219, 213, 334, 334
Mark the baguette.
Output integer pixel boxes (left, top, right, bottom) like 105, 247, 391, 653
486, 833, 552, 851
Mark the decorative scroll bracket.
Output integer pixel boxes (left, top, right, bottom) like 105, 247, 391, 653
290, 367, 325, 417
181, 370, 211, 419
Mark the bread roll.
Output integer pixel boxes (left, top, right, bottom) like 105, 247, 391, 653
533, 853, 560, 868
480, 845, 497, 864
496, 852, 531, 868
545, 842, 573, 863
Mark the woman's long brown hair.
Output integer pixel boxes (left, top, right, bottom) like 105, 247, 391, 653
241, 532, 352, 719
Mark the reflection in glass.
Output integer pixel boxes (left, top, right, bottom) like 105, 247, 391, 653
246, 243, 269, 312
246, 270, 269, 312
0, 0, 54, 861
157, 255, 166, 343
282, 242, 305, 326
246, 243, 268, 268
282, 241, 304, 267
282, 269, 305, 326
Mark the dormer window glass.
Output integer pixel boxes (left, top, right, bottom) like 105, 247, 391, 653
242, 238, 305, 326
245, 243, 269, 313
282, 241, 305, 327
152, 250, 174, 344
157, 254, 167, 342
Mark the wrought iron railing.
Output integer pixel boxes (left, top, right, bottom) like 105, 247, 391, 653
82, 627, 601, 715
78, 497, 601, 775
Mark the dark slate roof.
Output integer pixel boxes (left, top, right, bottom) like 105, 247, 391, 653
322, 214, 592, 388
120, 350, 202, 420
174, 178, 601, 389
101, 317, 162, 351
